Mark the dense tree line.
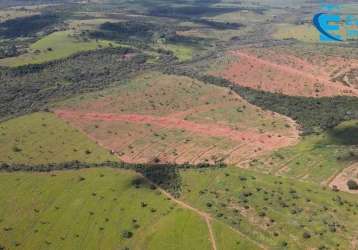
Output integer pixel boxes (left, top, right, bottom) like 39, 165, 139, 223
90, 21, 157, 42
0, 45, 19, 59
100, 21, 154, 37
0, 14, 59, 38
193, 19, 243, 30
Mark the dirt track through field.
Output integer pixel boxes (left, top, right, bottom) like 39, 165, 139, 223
141, 173, 266, 250
55, 110, 298, 152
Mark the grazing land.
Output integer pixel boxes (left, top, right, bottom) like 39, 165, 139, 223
180, 167, 358, 250
0, 0, 357, 249
0, 112, 117, 165
0, 168, 214, 250
0, 30, 120, 67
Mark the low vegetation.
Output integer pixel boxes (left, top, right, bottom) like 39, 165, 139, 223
0, 168, 211, 250
0, 112, 117, 164
242, 120, 358, 183
180, 167, 358, 249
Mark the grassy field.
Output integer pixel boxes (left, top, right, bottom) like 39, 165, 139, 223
176, 26, 253, 42
134, 207, 211, 250
0, 168, 213, 250
0, 112, 117, 165
242, 120, 358, 184
0, 30, 121, 67
272, 24, 321, 43
209, 9, 286, 25
156, 43, 194, 62
180, 167, 358, 250
212, 220, 262, 250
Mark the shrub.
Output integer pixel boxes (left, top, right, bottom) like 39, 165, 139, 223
122, 230, 133, 239
303, 232, 311, 239
347, 180, 358, 190
78, 176, 86, 182
12, 146, 22, 152
258, 211, 266, 217
280, 241, 288, 247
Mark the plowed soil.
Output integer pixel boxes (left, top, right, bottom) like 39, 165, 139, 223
216, 49, 358, 97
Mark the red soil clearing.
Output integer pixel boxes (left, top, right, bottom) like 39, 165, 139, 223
55, 109, 299, 162
218, 50, 358, 97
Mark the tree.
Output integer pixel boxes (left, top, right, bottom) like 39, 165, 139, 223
303, 232, 311, 239
347, 180, 358, 190
122, 230, 133, 239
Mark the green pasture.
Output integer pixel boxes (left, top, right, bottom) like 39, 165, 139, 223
0, 30, 120, 67
0, 112, 117, 165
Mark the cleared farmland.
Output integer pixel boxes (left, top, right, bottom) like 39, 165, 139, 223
214, 48, 358, 97
54, 72, 298, 165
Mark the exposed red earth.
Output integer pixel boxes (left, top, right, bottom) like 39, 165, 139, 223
216, 49, 358, 97
329, 163, 358, 194
55, 109, 299, 165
